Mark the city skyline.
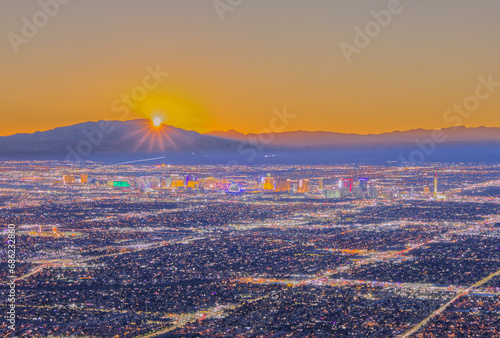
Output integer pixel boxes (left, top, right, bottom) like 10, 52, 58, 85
2, 161, 500, 337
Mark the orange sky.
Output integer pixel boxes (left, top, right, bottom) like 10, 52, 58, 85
1, 0, 500, 136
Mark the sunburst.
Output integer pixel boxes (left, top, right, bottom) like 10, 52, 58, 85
118, 120, 178, 153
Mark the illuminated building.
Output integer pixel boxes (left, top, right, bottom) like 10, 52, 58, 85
297, 179, 309, 193
433, 171, 447, 200
80, 174, 88, 183
228, 183, 241, 193
163, 177, 172, 187
199, 177, 219, 190
149, 179, 160, 189
339, 178, 353, 191
63, 175, 75, 184
324, 189, 340, 199
245, 181, 258, 190
352, 186, 363, 198
339, 187, 349, 198
263, 174, 274, 190
186, 180, 197, 189
113, 181, 130, 187
185, 174, 197, 186
319, 177, 324, 190
358, 178, 368, 192
219, 179, 229, 190
379, 191, 394, 199
424, 187, 430, 194
171, 179, 185, 187
28, 226, 64, 238
275, 179, 291, 192
368, 185, 378, 199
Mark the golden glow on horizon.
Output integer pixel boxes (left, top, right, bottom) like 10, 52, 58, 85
136, 94, 210, 132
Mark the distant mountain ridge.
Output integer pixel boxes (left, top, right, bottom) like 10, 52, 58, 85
0, 120, 237, 159
204, 126, 500, 147
0, 120, 499, 163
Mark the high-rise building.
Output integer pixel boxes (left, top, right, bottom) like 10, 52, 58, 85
339, 187, 350, 198
368, 185, 378, 199
319, 177, 324, 190
433, 171, 447, 200
275, 179, 291, 192
63, 175, 75, 184
163, 177, 172, 187
263, 174, 275, 190
352, 186, 363, 198
297, 179, 309, 193
185, 174, 197, 186
358, 178, 368, 192
80, 174, 88, 183
339, 178, 353, 192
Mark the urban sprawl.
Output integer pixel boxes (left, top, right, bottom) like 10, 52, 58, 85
1, 162, 500, 337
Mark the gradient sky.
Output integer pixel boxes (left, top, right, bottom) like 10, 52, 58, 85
1, 0, 500, 136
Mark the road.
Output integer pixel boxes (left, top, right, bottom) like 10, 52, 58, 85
399, 268, 500, 338
5, 236, 207, 283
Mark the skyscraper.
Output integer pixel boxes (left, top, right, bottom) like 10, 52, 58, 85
275, 179, 291, 192
358, 178, 368, 192
63, 175, 75, 184
185, 174, 197, 186
339, 178, 354, 192
368, 185, 378, 199
263, 174, 275, 190
298, 179, 309, 193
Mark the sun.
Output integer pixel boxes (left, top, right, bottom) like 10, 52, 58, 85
152, 117, 162, 127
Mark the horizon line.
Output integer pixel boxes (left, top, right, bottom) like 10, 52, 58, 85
0, 118, 497, 138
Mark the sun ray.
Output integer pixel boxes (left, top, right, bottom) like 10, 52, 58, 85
114, 119, 180, 154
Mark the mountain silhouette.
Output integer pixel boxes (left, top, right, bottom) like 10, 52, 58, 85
0, 120, 499, 164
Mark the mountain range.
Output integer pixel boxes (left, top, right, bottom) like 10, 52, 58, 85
0, 119, 499, 164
